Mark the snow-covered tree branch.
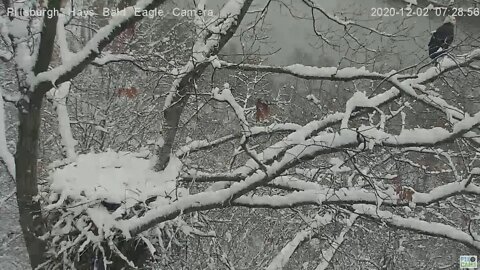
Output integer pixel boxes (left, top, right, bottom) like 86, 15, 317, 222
2, 0, 480, 268
0, 87, 14, 178
352, 204, 480, 251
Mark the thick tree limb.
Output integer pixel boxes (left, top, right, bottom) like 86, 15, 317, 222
155, 0, 255, 170
14, 0, 62, 267
33, 0, 169, 92
231, 181, 480, 208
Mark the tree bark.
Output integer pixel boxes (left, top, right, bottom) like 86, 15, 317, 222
14, 0, 60, 267
15, 93, 47, 268
155, 94, 190, 171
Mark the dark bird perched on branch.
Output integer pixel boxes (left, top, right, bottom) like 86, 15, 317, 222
428, 15, 456, 60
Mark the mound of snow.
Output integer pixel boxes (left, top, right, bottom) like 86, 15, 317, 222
49, 150, 186, 209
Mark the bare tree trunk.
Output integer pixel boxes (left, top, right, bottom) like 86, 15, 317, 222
15, 94, 47, 268
13, 0, 60, 267
155, 95, 190, 171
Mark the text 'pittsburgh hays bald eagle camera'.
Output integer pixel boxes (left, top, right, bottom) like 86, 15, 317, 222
428, 15, 456, 59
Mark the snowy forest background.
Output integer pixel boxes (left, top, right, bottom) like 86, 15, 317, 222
1, 0, 480, 269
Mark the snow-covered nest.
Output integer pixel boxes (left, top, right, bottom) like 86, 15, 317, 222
41, 150, 200, 268
48, 150, 187, 210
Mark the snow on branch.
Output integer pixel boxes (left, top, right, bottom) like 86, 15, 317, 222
119, 127, 360, 235
212, 83, 250, 134
268, 175, 324, 191
164, 65, 480, 242
360, 109, 480, 147
155, 0, 254, 170
211, 83, 270, 170
217, 60, 394, 81
181, 171, 324, 192
229, 111, 347, 178
235, 108, 479, 185
212, 83, 272, 170
217, 49, 480, 87
352, 204, 480, 251
56, 13, 72, 60
341, 91, 382, 130
91, 53, 136, 66
175, 123, 301, 158
182, 100, 480, 190
57, 13, 146, 70
0, 87, 15, 178
176, 134, 237, 158
120, 114, 480, 236
266, 212, 357, 270
47, 14, 77, 161
163, 0, 254, 110
217, 49, 480, 150
47, 82, 77, 161
231, 180, 480, 209
315, 213, 357, 270
266, 229, 314, 270
33, 0, 169, 90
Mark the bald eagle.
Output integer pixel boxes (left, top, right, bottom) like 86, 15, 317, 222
428, 15, 456, 59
